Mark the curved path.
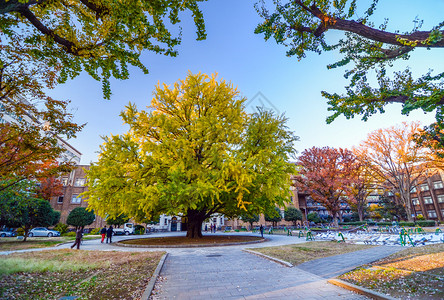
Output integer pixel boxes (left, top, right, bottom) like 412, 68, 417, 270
1, 232, 403, 299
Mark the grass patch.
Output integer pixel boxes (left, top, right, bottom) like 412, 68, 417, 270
121, 235, 262, 246
0, 236, 99, 251
0, 257, 96, 275
340, 244, 444, 299
248, 241, 375, 265
0, 249, 164, 300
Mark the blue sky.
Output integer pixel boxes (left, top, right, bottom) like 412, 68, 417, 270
47, 0, 443, 164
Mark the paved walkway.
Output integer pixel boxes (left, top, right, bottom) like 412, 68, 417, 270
1, 232, 404, 299
297, 245, 403, 279
153, 247, 367, 300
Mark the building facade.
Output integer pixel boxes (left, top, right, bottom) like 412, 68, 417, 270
410, 172, 444, 222
49, 165, 106, 229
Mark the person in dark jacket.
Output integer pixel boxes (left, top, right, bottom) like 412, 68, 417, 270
70, 228, 83, 249
106, 225, 114, 243
259, 225, 264, 238
100, 226, 107, 243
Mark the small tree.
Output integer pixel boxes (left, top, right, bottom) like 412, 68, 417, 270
0, 180, 59, 241
265, 207, 282, 227
66, 207, 95, 230
377, 196, 407, 221
239, 213, 259, 230
284, 207, 302, 226
307, 212, 322, 224
106, 214, 130, 227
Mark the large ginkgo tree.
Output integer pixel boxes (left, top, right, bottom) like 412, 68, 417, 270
84, 73, 298, 238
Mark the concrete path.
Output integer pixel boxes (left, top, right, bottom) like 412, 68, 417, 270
1, 232, 404, 299
152, 247, 368, 300
297, 245, 403, 279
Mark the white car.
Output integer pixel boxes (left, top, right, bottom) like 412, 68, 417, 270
28, 227, 61, 237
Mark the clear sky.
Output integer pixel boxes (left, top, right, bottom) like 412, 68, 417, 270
46, 0, 443, 164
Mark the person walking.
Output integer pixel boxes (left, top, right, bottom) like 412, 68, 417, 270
100, 226, 107, 243
70, 228, 83, 249
106, 225, 114, 243
259, 224, 264, 238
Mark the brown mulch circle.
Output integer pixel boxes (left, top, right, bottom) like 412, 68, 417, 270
117, 235, 265, 248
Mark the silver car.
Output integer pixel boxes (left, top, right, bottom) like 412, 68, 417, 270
0, 230, 16, 237
28, 227, 61, 237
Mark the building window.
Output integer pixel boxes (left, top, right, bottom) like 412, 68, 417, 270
433, 181, 443, 189
71, 195, 82, 204
411, 186, 417, 193
423, 196, 433, 204
74, 178, 86, 187
438, 195, 444, 203
412, 198, 419, 205
428, 210, 437, 218
57, 196, 64, 204
420, 184, 429, 191
62, 178, 68, 186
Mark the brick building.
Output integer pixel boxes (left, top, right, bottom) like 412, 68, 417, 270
49, 165, 106, 229
408, 172, 444, 222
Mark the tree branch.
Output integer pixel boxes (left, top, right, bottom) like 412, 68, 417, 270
18, 6, 79, 55
292, 1, 444, 47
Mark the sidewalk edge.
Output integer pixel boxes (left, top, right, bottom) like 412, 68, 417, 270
142, 252, 168, 300
243, 249, 293, 267
328, 278, 398, 300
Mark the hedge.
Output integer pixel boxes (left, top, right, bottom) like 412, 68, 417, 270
338, 221, 376, 226
339, 220, 436, 227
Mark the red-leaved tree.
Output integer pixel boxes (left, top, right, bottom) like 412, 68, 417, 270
36, 161, 64, 201
294, 147, 358, 226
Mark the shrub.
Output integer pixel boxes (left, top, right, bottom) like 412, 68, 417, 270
16, 228, 25, 236
135, 225, 145, 235
339, 221, 367, 226
376, 220, 435, 227
63, 232, 76, 237
54, 223, 68, 234
416, 214, 425, 221
416, 220, 436, 227
89, 228, 100, 235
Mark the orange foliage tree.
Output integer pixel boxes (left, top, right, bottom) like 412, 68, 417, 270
36, 161, 64, 201
343, 161, 375, 222
0, 100, 82, 191
354, 122, 434, 221
294, 147, 358, 226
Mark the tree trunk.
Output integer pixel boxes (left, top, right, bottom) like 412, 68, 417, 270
358, 205, 364, 222
23, 225, 30, 242
332, 212, 339, 227
401, 194, 414, 222
186, 209, 206, 239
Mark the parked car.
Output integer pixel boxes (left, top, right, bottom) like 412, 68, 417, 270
28, 227, 60, 237
0, 229, 17, 237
